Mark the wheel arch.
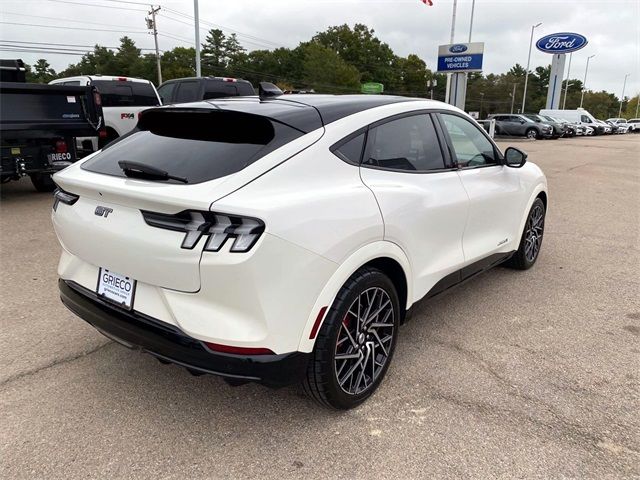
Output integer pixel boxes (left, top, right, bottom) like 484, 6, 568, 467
514, 184, 548, 246
297, 241, 412, 353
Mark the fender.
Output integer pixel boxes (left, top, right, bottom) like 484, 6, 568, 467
297, 240, 412, 353
514, 182, 548, 247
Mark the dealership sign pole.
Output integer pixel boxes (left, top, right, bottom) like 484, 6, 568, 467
535, 33, 588, 109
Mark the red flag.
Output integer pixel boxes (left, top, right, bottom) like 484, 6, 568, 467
421, 0, 433, 5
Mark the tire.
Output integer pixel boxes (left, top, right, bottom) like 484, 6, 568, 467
525, 128, 539, 140
29, 173, 56, 192
506, 197, 546, 270
303, 267, 400, 409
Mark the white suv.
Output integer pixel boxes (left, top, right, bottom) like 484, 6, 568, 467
52, 93, 547, 409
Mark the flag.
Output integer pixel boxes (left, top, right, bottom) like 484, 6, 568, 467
421, 0, 433, 5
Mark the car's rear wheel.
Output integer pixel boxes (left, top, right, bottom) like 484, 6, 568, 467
506, 197, 546, 270
525, 128, 539, 140
303, 267, 400, 409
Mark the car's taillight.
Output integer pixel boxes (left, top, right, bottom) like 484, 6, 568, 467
53, 188, 79, 211
141, 210, 265, 253
55, 139, 67, 153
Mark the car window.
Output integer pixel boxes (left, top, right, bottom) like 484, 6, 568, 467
333, 133, 365, 164
62, 81, 81, 86
91, 80, 135, 107
82, 110, 303, 184
131, 82, 160, 106
204, 81, 239, 99
157, 82, 176, 103
174, 81, 199, 103
440, 113, 497, 168
581, 115, 591, 123
363, 114, 445, 172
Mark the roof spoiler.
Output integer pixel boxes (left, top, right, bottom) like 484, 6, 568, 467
258, 82, 283, 100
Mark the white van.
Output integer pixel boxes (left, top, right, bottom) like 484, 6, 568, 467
539, 108, 605, 135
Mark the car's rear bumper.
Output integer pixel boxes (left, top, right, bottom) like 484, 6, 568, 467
59, 279, 311, 387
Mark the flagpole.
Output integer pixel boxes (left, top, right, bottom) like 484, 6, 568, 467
445, 0, 458, 104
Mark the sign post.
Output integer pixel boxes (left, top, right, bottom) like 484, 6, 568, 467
437, 42, 484, 110
535, 33, 588, 110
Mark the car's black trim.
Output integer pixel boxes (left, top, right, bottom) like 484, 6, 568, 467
425, 251, 515, 300
58, 279, 311, 387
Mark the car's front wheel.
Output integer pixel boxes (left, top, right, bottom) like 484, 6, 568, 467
525, 128, 539, 140
303, 267, 400, 409
506, 197, 546, 270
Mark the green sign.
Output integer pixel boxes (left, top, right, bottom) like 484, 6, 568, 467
361, 82, 384, 94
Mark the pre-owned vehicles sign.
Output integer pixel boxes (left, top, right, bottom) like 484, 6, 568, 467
437, 42, 484, 73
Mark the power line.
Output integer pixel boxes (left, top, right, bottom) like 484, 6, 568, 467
0, 21, 148, 35
43, 0, 147, 12
1, 11, 147, 30
0, 39, 159, 51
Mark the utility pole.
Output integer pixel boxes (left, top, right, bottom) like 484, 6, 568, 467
194, 0, 201, 77
580, 54, 595, 108
444, 0, 457, 104
510, 83, 517, 114
479, 92, 484, 118
618, 73, 630, 117
522, 22, 542, 113
468, 0, 475, 42
562, 52, 573, 109
146, 6, 162, 85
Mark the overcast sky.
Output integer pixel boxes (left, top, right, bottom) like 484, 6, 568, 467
1, 0, 638, 98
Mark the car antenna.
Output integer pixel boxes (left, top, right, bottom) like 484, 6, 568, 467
258, 82, 283, 100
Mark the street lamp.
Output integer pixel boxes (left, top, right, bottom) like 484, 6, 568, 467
580, 54, 595, 108
618, 73, 630, 118
522, 22, 542, 113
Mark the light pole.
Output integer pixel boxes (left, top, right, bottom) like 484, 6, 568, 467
580, 54, 595, 108
562, 52, 573, 109
479, 92, 484, 118
618, 73, 630, 117
510, 83, 517, 114
194, 0, 201, 77
468, 0, 475, 42
521, 22, 542, 114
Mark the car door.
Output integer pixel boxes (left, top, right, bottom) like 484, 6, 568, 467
437, 112, 527, 263
357, 112, 469, 300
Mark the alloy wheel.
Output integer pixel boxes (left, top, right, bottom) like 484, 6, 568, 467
524, 204, 544, 262
526, 129, 538, 139
334, 287, 395, 395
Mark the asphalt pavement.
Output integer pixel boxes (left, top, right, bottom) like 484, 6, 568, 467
1, 134, 638, 479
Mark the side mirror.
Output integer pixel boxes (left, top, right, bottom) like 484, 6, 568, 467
504, 147, 527, 168
520, 120, 525, 124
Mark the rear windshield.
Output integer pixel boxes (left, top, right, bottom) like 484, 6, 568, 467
82, 109, 303, 184
204, 80, 255, 99
92, 80, 159, 107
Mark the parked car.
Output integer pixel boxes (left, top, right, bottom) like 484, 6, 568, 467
596, 120, 613, 134
488, 114, 553, 139
606, 118, 632, 133
627, 118, 640, 132
52, 90, 548, 409
524, 114, 566, 138
50, 75, 161, 148
539, 108, 605, 135
539, 115, 577, 137
1, 77, 103, 191
157, 76, 255, 104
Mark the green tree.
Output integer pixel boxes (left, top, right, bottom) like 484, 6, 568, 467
31, 59, 56, 83
160, 47, 196, 80
299, 43, 360, 93
312, 24, 397, 87
201, 29, 246, 76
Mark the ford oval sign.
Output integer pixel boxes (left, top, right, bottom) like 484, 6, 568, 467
536, 33, 588, 54
449, 44, 468, 53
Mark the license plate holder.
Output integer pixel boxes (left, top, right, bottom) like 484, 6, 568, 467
96, 268, 136, 310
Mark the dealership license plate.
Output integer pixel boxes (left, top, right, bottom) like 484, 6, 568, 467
97, 268, 136, 310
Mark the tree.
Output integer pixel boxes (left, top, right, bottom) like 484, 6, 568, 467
31, 59, 56, 83
160, 47, 196, 80
299, 43, 360, 93
312, 24, 397, 86
201, 29, 246, 76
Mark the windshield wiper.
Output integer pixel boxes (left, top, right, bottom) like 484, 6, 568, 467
118, 160, 188, 184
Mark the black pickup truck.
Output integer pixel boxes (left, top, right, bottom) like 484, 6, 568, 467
1, 79, 103, 192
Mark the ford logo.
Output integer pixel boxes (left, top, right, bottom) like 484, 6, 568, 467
536, 33, 588, 54
449, 44, 468, 53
